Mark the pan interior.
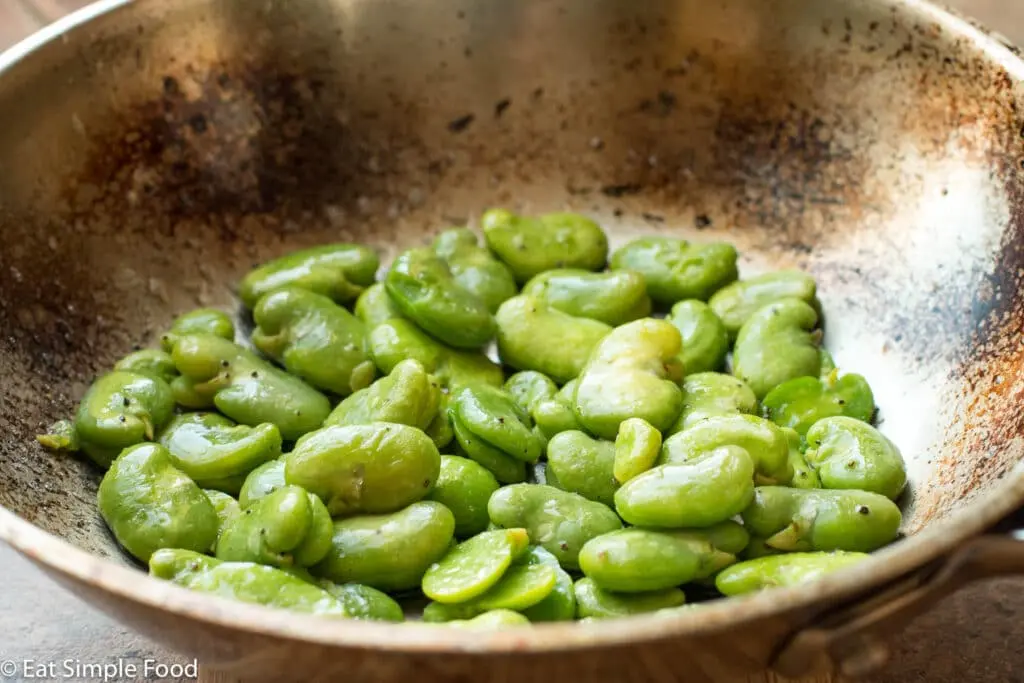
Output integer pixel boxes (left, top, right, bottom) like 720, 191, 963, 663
1, 0, 1023, 568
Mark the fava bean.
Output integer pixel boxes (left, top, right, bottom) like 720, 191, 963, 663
522, 269, 651, 326
610, 237, 738, 305
708, 270, 818, 336
763, 369, 875, 437
204, 490, 242, 547
804, 417, 906, 500
354, 283, 403, 328
785, 427, 821, 490
733, 299, 821, 400
161, 308, 235, 352
452, 384, 544, 464
238, 458, 286, 509
519, 546, 577, 622
661, 414, 791, 485
670, 372, 758, 434
482, 209, 608, 283
433, 228, 517, 313
546, 430, 618, 507
715, 551, 870, 596
425, 456, 500, 537
614, 418, 662, 484
318, 581, 404, 621
239, 244, 379, 308
324, 359, 440, 432
114, 349, 179, 384
422, 529, 530, 603
667, 300, 729, 375
573, 578, 685, 619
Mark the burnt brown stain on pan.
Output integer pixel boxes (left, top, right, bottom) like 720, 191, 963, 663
1, 0, 1024, 568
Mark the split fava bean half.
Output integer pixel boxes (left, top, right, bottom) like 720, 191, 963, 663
385, 247, 496, 349
481, 209, 609, 283
421, 528, 531, 603
521, 268, 652, 326
252, 287, 376, 397
573, 318, 684, 439
285, 422, 441, 516
742, 486, 902, 553
239, 243, 379, 309
609, 237, 738, 305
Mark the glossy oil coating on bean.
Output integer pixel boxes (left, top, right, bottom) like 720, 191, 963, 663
368, 318, 504, 391
732, 299, 822, 400
661, 414, 792, 485
97, 443, 219, 563
784, 427, 821, 489
325, 359, 440, 431
285, 423, 440, 516
114, 349, 180, 384
670, 372, 759, 434
150, 549, 350, 616
614, 418, 662, 484
579, 528, 735, 592
763, 369, 876, 437
386, 247, 496, 349
238, 458, 286, 509
521, 269, 652, 326
520, 546, 577, 622
496, 295, 611, 384
573, 319, 684, 439
157, 413, 281, 494
667, 300, 730, 376
481, 209, 608, 283
715, 551, 870, 596
239, 243, 379, 309
488, 484, 622, 569
546, 430, 618, 507
615, 445, 755, 528
451, 384, 545, 464
433, 228, 518, 313
708, 270, 818, 336
425, 455, 500, 537
67, 371, 175, 468
318, 581, 404, 621
170, 335, 330, 441
216, 485, 332, 568
312, 501, 455, 592
252, 287, 375, 397
421, 528, 530, 603
573, 578, 685, 619
610, 237, 738, 304
161, 308, 235, 352
804, 417, 907, 500
742, 486, 902, 553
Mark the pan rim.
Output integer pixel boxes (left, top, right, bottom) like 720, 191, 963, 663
1, 0, 1023, 655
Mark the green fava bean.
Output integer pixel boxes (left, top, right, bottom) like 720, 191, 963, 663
97, 443, 219, 563
114, 349, 179, 384
433, 228, 518, 313
171, 335, 330, 441
610, 237, 738, 305
160, 308, 235, 352
804, 417, 907, 500
451, 412, 527, 484
670, 372, 758, 434
573, 578, 685, 619
239, 243, 379, 309
72, 371, 175, 468
667, 300, 729, 375
325, 359, 440, 431
481, 209, 609, 283
742, 486, 902, 553
204, 490, 242, 547
385, 247, 496, 349
286, 423, 441, 516
546, 431, 618, 507
519, 546, 576, 622
422, 528, 530, 603
354, 283, 404, 328
521, 269, 652, 326
443, 610, 531, 628
312, 501, 455, 592
532, 379, 584, 438
573, 319, 684, 439
504, 371, 559, 414
452, 385, 545, 464
150, 549, 350, 616
238, 458, 286, 509
426, 393, 454, 450
216, 485, 333, 568
252, 288, 375, 397
661, 414, 791, 485
488, 484, 623, 569
615, 445, 755, 528
763, 370, 876, 437
715, 551, 870, 596
368, 318, 504, 391
470, 562, 557, 611
157, 413, 282, 494
318, 581, 404, 621
785, 427, 821, 489
708, 270, 818, 336
578, 528, 736, 592
425, 456, 500, 537
733, 299, 822, 400
681, 520, 752, 556
614, 418, 662, 484
496, 296, 611, 384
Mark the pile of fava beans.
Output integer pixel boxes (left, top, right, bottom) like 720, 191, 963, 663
38, 208, 906, 626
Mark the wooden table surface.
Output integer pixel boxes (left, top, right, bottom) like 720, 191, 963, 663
2, 1, 1024, 682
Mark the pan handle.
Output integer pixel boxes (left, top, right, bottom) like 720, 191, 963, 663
771, 518, 1024, 678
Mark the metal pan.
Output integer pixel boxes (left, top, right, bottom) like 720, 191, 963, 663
1, 0, 1024, 680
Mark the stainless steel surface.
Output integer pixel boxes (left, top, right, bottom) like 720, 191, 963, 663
1, 0, 1024, 680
